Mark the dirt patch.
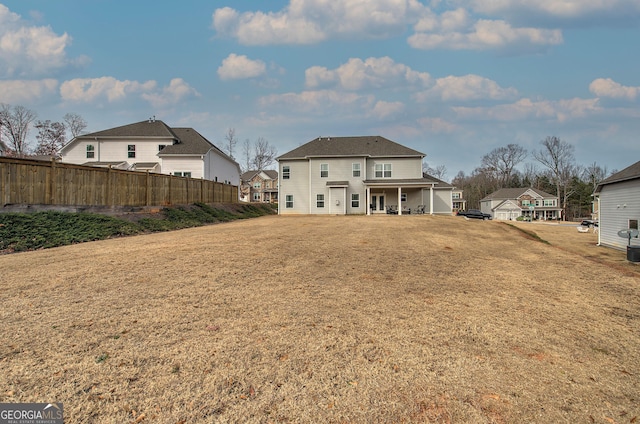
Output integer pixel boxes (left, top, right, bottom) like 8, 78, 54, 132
1, 215, 638, 423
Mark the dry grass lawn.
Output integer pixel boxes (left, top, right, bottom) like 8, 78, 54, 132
1, 215, 639, 423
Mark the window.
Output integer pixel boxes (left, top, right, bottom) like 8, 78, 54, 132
253, 182, 261, 188
286, 195, 294, 208
86, 144, 95, 159
320, 163, 328, 178
401, 193, 407, 202
521, 199, 531, 206
543, 199, 556, 207
127, 145, 136, 158
158, 144, 167, 151
352, 163, 361, 177
375, 163, 392, 178
630, 220, 638, 230
452, 192, 460, 199
351, 193, 360, 208
317, 194, 325, 208
253, 193, 261, 201
282, 166, 290, 179
173, 171, 192, 177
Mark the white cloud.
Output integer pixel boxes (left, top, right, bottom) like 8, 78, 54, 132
0, 4, 86, 77
218, 54, 267, 81
305, 57, 432, 90
60, 77, 157, 103
589, 78, 640, 101
370, 100, 405, 119
212, 0, 428, 45
453, 97, 601, 122
258, 89, 372, 115
0, 79, 58, 103
409, 19, 563, 51
415, 74, 518, 102
460, 0, 640, 23
141, 78, 201, 107
417, 117, 458, 133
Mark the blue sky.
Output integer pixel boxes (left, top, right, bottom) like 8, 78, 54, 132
1, 0, 639, 178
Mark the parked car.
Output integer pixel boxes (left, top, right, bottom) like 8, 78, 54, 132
580, 219, 599, 228
457, 209, 492, 220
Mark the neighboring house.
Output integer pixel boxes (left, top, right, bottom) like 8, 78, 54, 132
241, 170, 279, 203
452, 189, 467, 213
480, 187, 562, 220
59, 118, 241, 186
277, 136, 452, 215
594, 160, 640, 250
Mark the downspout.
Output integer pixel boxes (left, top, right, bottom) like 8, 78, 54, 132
430, 184, 434, 215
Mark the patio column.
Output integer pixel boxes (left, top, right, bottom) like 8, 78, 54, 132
398, 187, 402, 215
366, 187, 371, 215
430, 185, 434, 215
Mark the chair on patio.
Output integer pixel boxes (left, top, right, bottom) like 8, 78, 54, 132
416, 205, 425, 214
386, 205, 398, 214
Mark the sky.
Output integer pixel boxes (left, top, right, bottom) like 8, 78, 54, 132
1, 0, 639, 179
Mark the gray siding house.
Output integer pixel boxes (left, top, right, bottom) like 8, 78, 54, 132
277, 136, 452, 215
595, 160, 640, 250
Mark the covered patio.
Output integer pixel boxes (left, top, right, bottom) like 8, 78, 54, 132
364, 178, 442, 216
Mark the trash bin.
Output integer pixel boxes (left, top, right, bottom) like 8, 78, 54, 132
627, 245, 640, 263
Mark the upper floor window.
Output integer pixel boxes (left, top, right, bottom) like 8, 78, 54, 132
127, 145, 136, 158
317, 194, 325, 208
375, 163, 392, 178
320, 163, 329, 178
86, 144, 95, 159
521, 199, 531, 206
543, 199, 556, 207
282, 166, 290, 179
352, 163, 361, 177
452, 192, 461, 199
253, 182, 261, 188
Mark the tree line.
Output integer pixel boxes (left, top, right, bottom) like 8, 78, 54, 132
445, 137, 611, 221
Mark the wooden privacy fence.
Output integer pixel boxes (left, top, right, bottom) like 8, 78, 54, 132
0, 157, 238, 207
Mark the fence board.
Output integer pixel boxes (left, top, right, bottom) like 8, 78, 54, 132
0, 157, 239, 208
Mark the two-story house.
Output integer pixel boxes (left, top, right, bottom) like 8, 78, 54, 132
277, 136, 452, 215
240, 170, 279, 203
452, 189, 467, 214
59, 118, 241, 186
480, 187, 562, 220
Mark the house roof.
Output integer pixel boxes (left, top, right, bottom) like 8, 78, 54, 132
481, 187, 556, 201
82, 119, 179, 139
422, 172, 453, 188
241, 169, 278, 181
159, 128, 218, 156
277, 136, 425, 160
595, 160, 640, 193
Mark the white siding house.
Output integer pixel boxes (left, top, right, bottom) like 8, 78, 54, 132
59, 119, 241, 186
277, 136, 453, 215
595, 160, 640, 250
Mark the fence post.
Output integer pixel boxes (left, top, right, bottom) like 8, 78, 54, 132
48, 158, 56, 205
201, 178, 204, 203
107, 165, 113, 206
146, 170, 151, 206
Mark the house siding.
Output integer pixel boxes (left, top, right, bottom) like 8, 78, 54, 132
280, 160, 310, 214
63, 138, 169, 166
366, 157, 420, 179
204, 151, 240, 185
599, 179, 640, 249
161, 156, 204, 179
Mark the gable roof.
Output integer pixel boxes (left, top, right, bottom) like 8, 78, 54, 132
422, 172, 453, 188
159, 128, 216, 156
481, 187, 556, 201
595, 160, 640, 193
241, 169, 278, 181
277, 136, 425, 160
82, 119, 179, 139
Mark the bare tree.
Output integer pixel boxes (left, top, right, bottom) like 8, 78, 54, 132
480, 144, 527, 188
241, 139, 252, 173
34, 120, 66, 155
224, 127, 238, 159
252, 137, 278, 170
63, 113, 87, 138
0, 104, 37, 156
422, 161, 447, 181
533, 136, 576, 220
582, 162, 609, 192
